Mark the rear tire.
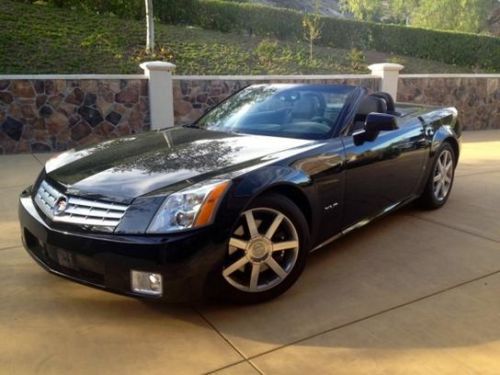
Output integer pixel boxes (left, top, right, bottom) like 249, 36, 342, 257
217, 193, 310, 304
418, 143, 456, 209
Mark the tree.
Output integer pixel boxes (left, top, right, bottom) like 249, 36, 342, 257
389, 0, 419, 25
302, 1, 322, 61
411, 0, 494, 33
340, 0, 384, 22
341, 0, 495, 33
145, 0, 155, 53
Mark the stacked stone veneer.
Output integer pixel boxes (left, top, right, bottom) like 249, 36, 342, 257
173, 77, 381, 125
398, 76, 500, 131
0, 78, 149, 153
1, 73, 499, 154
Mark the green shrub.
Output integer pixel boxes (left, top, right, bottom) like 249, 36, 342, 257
346, 48, 366, 71
15, 0, 500, 69
189, 0, 500, 70
255, 39, 279, 66
16, 0, 195, 20
20, 0, 144, 18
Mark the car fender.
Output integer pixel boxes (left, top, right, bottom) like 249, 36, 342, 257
431, 125, 460, 159
214, 164, 320, 241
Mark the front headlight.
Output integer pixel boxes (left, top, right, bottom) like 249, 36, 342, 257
147, 179, 231, 234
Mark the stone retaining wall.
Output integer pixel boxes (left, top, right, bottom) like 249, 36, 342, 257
398, 75, 499, 131
1, 72, 499, 154
173, 77, 381, 125
0, 77, 149, 153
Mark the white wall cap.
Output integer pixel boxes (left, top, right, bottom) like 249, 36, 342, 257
368, 63, 405, 73
140, 61, 176, 72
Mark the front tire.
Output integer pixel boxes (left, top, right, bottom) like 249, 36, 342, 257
418, 143, 456, 209
218, 194, 310, 304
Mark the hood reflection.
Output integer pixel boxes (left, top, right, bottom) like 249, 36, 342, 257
47, 127, 314, 200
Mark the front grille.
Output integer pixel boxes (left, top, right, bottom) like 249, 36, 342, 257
34, 180, 128, 228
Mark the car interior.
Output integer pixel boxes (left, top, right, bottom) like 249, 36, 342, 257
235, 91, 346, 138
233, 90, 398, 139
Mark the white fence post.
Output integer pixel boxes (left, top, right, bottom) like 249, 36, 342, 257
368, 63, 404, 99
140, 61, 176, 130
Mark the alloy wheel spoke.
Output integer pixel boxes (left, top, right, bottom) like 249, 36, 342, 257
442, 184, 450, 197
445, 160, 453, 174
266, 257, 287, 279
245, 211, 259, 238
436, 181, 443, 198
272, 240, 299, 252
249, 263, 261, 290
229, 237, 248, 250
265, 213, 284, 239
437, 158, 445, 175
223, 256, 249, 277
433, 173, 442, 183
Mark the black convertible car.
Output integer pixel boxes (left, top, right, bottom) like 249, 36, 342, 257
19, 84, 460, 303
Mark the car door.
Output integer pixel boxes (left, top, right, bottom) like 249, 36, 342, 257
339, 101, 428, 229
291, 138, 346, 246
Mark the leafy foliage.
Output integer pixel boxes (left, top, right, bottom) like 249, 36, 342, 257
411, 0, 495, 34
339, 0, 383, 22
0, 1, 363, 74
341, 0, 496, 33
1, 0, 495, 74
189, 0, 500, 70
302, 1, 323, 61
345, 48, 366, 71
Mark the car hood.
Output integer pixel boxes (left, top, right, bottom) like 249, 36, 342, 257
46, 127, 315, 201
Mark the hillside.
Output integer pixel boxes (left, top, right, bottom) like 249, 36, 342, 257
0, 1, 493, 75
252, 0, 345, 18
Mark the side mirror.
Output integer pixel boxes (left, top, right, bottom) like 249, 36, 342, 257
364, 113, 398, 133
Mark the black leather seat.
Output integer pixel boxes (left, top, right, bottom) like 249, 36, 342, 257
370, 92, 398, 115
352, 96, 388, 132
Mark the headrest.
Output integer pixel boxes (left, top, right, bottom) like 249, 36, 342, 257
370, 92, 395, 113
357, 96, 388, 116
291, 96, 316, 118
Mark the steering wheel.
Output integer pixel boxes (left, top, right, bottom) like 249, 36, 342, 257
311, 116, 335, 128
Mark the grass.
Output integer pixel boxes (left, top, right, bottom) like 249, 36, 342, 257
0, 0, 492, 75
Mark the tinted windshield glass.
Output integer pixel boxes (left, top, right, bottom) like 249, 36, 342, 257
196, 84, 355, 139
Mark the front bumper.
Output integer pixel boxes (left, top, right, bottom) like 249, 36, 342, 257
18, 192, 226, 302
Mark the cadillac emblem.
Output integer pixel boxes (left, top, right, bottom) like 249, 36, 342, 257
53, 196, 68, 216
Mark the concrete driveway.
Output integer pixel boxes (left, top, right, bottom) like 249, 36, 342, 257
1, 130, 499, 374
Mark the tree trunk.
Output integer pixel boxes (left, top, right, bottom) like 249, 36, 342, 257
145, 0, 155, 53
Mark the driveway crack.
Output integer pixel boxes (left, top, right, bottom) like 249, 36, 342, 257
407, 214, 499, 243
195, 307, 264, 374
245, 269, 500, 362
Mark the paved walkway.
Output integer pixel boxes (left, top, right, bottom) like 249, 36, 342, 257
0, 130, 499, 374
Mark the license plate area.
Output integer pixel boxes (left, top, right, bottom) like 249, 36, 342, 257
56, 249, 78, 271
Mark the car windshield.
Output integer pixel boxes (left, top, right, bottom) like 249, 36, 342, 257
196, 84, 355, 139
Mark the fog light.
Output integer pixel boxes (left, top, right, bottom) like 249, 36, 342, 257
130, 270, 163, 296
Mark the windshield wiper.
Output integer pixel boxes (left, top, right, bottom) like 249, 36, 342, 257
182, 122, 203, 129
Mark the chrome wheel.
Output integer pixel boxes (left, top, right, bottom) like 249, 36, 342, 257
433, 149, 454, 201
223, 207, 300, 293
